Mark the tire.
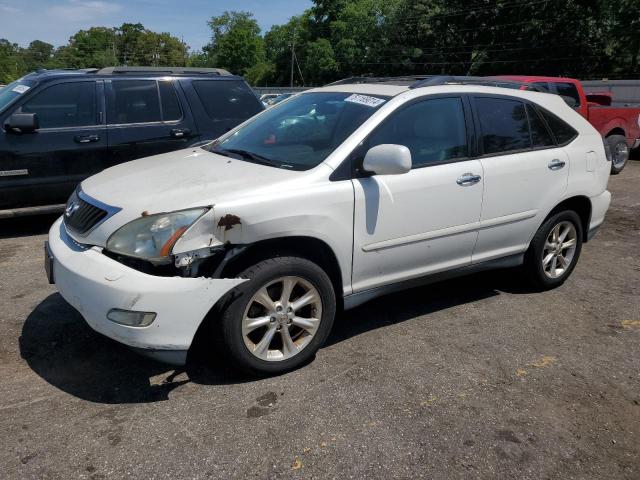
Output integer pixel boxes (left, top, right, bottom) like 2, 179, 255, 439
524, 210, 583, 290
607, 135, 629, 175
216, 256, 336, 376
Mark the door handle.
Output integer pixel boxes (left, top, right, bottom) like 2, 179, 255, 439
548, 159, 566, 170
170, 128, 191, 138
456, 173, 482, 186
74, 134, 100, 143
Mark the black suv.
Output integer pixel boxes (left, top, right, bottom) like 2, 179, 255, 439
0, 66, 264, 216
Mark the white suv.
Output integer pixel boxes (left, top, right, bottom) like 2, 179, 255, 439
46, 78, 611, 375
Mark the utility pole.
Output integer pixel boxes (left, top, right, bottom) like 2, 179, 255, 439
290, 26, 296, 88
181, 35, 186, 67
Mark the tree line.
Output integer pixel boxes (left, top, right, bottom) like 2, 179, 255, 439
0, 23, 188, 84
1, 0, 639, 86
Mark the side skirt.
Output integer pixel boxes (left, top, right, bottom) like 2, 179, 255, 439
343, 254, 524, 311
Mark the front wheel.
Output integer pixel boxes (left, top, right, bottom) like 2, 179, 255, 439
524, 211, 583, 290
607, 135, 629, 175
217, 256, 336, 376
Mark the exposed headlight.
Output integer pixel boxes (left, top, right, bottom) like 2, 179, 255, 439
106, 208, 207, 262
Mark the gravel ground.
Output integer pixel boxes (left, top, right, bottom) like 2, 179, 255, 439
0, 161, 639, 479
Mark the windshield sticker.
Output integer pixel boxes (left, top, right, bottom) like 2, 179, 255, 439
344, 94, 386, 108
11, 84, 30, 94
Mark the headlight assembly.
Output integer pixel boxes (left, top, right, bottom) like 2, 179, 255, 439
106, 208, 208, 262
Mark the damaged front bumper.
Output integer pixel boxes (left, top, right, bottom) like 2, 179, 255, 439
47, 217, 245, 365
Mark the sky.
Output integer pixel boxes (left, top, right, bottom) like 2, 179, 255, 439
0, 0, 312, 51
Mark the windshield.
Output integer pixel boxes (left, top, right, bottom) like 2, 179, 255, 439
206, 91, 389, 170
0, 79, 36, 113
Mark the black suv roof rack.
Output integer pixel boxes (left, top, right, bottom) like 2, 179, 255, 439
95, 66, 232, 76
409, 75, 546, 92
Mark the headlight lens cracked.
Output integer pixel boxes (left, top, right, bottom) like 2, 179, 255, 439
106, 208, 207, 261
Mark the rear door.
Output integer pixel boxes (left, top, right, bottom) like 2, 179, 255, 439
471, 96, 569, 263
106, 79, 197, 165
0, 79, 106, 209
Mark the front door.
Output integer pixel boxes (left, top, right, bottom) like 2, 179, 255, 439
0, 80, 107, 209
351, 96, 484, 292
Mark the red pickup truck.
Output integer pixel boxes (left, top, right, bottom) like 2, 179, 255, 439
495, 75, 640, 174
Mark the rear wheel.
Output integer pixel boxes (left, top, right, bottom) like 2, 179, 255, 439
217, 256, 336, 375
607, 135, 629, 175
524, 211, 583, 290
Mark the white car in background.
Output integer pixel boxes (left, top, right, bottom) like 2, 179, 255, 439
259, 93, 280, 105
46, 77, 611, 375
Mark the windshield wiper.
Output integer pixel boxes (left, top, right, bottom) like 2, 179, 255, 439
212, 148, 291, 169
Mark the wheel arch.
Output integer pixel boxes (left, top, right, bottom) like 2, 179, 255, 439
220, 236, 344, 304
543, 195, 592, 243
188, 235, 345, 360
605, 127, 626, 138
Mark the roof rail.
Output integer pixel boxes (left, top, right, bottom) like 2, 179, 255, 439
409, 75, 546, 92
326, 76, 435, 86
95, 66, 232, 76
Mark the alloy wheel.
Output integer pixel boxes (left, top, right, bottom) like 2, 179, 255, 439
542, 221, 578, 279
241, 276, 323, 361
612, 141, 629, 168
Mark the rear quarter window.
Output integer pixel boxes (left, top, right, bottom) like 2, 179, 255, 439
192, 80, 262, 122
526, 104, 555, 148
536, 107, 578, 145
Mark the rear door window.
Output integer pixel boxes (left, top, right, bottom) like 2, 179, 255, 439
526, 104, 555, 148
192, 80, 262, 122
475, 97, 531, 155
19, 81, 97, 128
108, 80, 161, 124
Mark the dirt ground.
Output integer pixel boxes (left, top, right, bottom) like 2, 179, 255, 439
0, 161, 638, 479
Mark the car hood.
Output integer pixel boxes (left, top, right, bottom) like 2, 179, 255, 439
76, 147, 303, 246
81, 147, 298, 212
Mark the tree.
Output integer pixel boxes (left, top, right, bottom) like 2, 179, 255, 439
203, 11, 264, 76
56, 27, 118, 68
23, 40, 55, 71
600, 0, 640, 77
304, 38, 338, 84
0, 0, 638, 85
117, 23, 187, 66
263, 15, 312, 85
0, 39, 25, 83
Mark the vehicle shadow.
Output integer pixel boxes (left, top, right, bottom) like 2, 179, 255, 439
19, 293, 249, 404
20, 268, 535, 404
326, 267, 534, 347
0, 213, 59, 239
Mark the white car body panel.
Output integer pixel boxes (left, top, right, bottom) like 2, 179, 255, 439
472, 148, 570, 263
49, 217, 246, 355
77, 148, 306, 247
48, 82, 612, 363
352, 160, 483, 292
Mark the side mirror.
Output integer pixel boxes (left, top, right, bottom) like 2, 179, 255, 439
6, 113, 39, 133
362, 144, 411, 175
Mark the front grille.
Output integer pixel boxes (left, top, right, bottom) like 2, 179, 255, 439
64, 196, 108, 235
